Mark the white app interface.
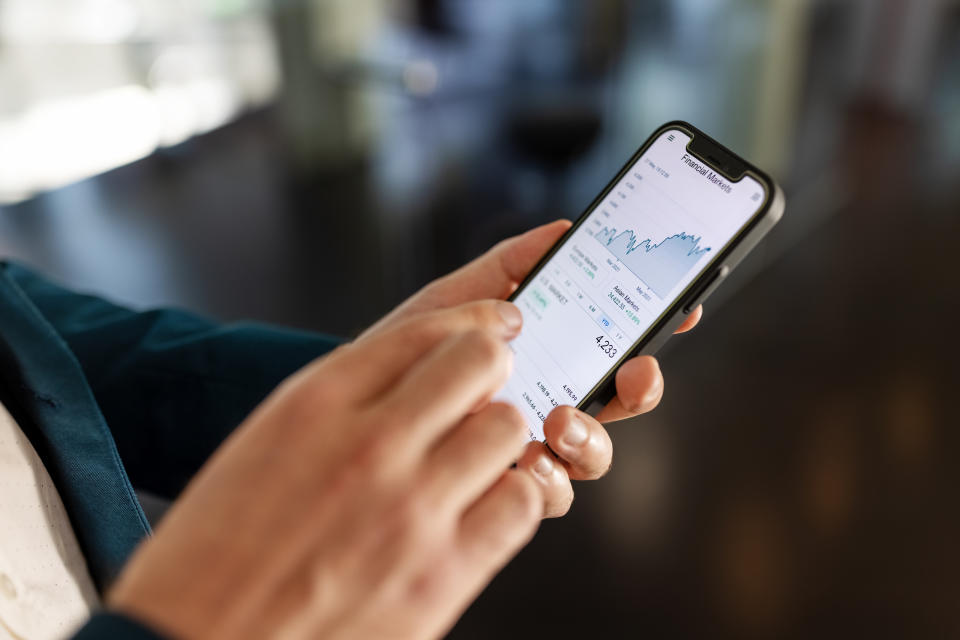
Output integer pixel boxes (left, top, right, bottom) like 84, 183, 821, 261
494, 129, 767, 440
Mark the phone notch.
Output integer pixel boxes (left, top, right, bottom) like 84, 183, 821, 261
685, 133, 747, 181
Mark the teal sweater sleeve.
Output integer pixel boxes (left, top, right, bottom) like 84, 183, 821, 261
72, 612, 169, 640
5, 263, 343, 500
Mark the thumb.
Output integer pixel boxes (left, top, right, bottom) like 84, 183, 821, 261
432, 219, 572, 304
363, 220, 570, 336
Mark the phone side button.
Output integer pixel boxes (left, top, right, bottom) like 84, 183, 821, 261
683, 265, 730, 314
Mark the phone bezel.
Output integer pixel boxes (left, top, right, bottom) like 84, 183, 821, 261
505, 120, 783, 413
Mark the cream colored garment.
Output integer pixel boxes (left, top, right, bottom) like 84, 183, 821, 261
0, 400, 99, 640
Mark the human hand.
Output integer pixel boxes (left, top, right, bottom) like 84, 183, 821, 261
361, 220, 703, 517
109, 301, 546, 640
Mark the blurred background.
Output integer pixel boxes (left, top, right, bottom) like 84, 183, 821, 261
1, 0, 959, 637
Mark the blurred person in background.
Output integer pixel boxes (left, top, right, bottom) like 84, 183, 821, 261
0, 220, 701, 639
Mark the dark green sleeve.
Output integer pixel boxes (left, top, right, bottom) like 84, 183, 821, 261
6, 263, 342, 500
72, 612, 169, 640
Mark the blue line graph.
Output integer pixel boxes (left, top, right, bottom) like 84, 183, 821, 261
595, 227, 711, 298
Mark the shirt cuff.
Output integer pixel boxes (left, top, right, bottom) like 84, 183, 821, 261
72, 611, 169, 640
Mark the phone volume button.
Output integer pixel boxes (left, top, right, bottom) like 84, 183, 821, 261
683, 265, 730, 314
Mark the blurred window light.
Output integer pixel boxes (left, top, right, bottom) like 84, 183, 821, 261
0, 0, 280, 203
0, 77, 265, 203
0, 0, 139, 44
0, 0, 272, 44
0, 86, 160, 203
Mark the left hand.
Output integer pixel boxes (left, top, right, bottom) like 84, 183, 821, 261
360, 220, 703, 518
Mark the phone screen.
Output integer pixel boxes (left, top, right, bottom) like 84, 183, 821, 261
493, 127, 768, 440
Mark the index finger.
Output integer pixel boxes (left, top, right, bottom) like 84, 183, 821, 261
375, 329, 515, 454
321, 300, 522, 403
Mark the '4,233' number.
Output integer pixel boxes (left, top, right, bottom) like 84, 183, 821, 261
595, 336, 617, 358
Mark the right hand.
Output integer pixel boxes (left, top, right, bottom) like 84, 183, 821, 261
107, 300, 543, 640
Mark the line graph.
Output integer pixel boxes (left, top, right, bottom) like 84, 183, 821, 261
595, 227, 711, 298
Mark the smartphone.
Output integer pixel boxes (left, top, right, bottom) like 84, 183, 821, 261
493, 121, 786, 441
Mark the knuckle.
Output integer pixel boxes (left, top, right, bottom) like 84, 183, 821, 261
306, 378, 345, 410
394, 307, 459, 346
623, 386, 662, 414
413, 301, 502, 342
582, 459, 610, 481
645, 389, 664, 413
419, 278, 446, 299
488, 238, 511, 262
373, 408, 408, 436
467, 300, 503, 328
593, 444, 614, 479
622, 396, 644, 414
392, 492, 442, 551
534, 456, 574, 518
575, 440, 613, 481
470, 473, 542, 556
504, 470, 544, 526
484, 402, 529, 444
403, 312, 446, 344
350, 429, 402, 478
461, 329, 508, 368
398, 492, 431, 530
328, 341, 357, 358
404, 555, 455, 609
550, 490, 574, 518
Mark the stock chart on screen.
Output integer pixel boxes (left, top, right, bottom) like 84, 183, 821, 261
493, 129, 765, 440
594, 226, 711, 299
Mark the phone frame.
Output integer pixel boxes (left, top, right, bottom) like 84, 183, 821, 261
506, 120, 786, 414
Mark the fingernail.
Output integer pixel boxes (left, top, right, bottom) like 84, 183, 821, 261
497, 302, 523, 334
532, 454, 554, 478
561, 414, 589, 448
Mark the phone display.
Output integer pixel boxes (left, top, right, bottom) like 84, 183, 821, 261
493, 124, 781, 441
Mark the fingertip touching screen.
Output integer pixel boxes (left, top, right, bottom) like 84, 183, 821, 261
494, 128, 767, 440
